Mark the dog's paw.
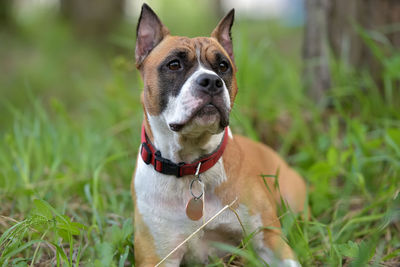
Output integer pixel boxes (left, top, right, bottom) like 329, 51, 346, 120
281, 259, 302, 267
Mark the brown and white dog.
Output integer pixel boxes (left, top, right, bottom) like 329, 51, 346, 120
131, 4, 307, 267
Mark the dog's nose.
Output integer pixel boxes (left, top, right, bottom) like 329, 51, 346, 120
196, 73, 223, 95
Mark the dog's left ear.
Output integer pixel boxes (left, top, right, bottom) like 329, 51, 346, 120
211, 9, 235, 62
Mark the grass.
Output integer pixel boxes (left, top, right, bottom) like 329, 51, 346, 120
1, 5, 400, 267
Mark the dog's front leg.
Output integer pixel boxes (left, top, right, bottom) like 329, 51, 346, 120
134, 233, 185, 267
134, 208, 187, 267
255, 227, 301, 267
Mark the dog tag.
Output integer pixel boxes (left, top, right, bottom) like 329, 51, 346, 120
186, 198, 203, 221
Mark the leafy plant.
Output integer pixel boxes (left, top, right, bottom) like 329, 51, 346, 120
0, 199, 85, 267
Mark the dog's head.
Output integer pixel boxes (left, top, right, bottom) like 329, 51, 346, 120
135, 4, 237, 137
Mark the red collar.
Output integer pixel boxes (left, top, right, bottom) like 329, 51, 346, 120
140, 123, 229, 177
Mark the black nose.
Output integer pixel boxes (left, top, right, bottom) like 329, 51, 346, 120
195, 73, 223, 95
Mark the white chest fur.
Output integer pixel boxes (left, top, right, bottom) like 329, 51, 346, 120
134, 153, 244, 264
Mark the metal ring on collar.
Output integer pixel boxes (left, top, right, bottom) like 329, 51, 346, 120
189, 178, 203, 200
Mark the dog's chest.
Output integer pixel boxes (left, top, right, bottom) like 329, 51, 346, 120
134, 156, 245, 261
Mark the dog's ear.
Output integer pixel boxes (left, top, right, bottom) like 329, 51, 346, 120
135, 4, 170, 67
211, 9, 235, 62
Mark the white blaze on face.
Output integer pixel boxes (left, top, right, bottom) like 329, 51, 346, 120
145, 46, 233, 162
162, 65, 231, 129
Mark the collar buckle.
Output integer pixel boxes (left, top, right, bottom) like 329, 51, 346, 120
154, 151, 185, 178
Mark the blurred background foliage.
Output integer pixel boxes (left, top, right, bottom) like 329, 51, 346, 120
0, 0, 399, 266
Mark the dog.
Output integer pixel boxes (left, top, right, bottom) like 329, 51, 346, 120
131, 4, 307, 267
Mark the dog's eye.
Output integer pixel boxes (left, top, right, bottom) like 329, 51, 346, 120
219, 61, 229, 73
167, 60, 182, 71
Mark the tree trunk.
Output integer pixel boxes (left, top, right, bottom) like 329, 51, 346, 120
328, 0, 400, 82
213, 0, 225, 20
0, 0, 13, 27
303, 0, 331, 104
60, 0, 125, 36
303, 0, 400, 103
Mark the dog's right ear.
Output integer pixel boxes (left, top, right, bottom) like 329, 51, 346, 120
135, 4, 169, 67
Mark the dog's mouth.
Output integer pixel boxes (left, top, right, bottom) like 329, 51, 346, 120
169, 101, 229, 132
197, 103, 219, 116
